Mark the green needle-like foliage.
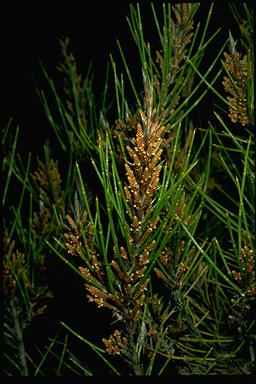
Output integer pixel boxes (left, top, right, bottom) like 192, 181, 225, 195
3, 2, 255, 376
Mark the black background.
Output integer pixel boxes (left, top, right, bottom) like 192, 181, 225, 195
3, 2, 132, 156
3, 1, 243, 153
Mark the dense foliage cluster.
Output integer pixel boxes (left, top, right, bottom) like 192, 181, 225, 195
3, 2, 255, 376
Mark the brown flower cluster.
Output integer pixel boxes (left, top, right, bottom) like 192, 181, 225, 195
124, 117, 165, 247
153, 192, 192, 290
116, 110, 166, 325
125, 123, 163, 204
64, 214, 86, 257
3, 235, 52, 318
32, 158, 64, 238
64, 103, 166, 365
78, 246, 151, 334
222, 51, 249, 126
232, 241, 255, 297
102, 330, 128, 356
33, 158, 63, 206
229, 236, 255, 335
3, 238, 26, 298
57, 37, 87, 128
155, 2, 195, 100
64, 214, 121, 313
170, 3, 195, 71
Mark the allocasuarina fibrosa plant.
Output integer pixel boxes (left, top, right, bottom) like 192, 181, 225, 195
3, 2, 255, 376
